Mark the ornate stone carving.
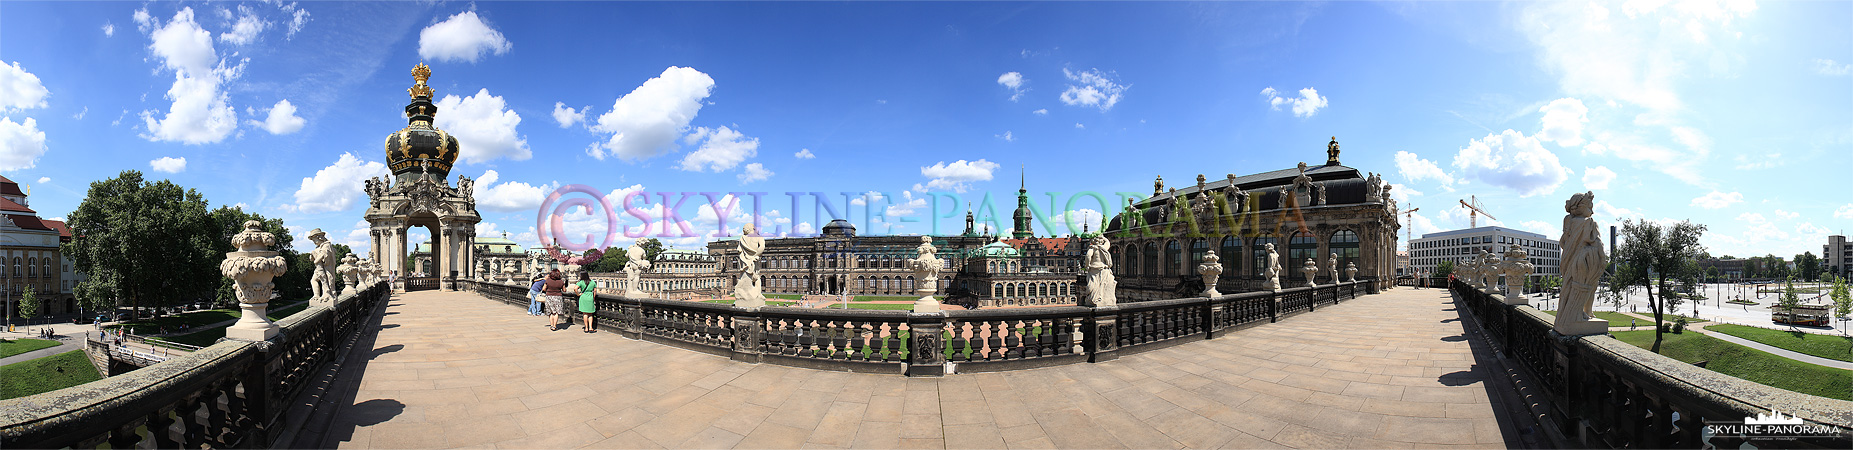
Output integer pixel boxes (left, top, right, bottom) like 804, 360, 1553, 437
1365, 172, 1383, 203
1315, 183, 1327, 206
1345, 261, 1359, 283
221, 220, 288, 341
338, 254, 360, 297
625, 240, 655, 299
1083, 235, 1117, 307
1327, 252, 1340, 284
1263, 243, 1282, 291
1501, 248, 1534, 301
910, 235, 944, 313
1198, 250, 1223, 298
730, 223, 763, 306
308, 229, 339, 306
1153, 175, 1164, 197
1555, 192, 1608, 335
1301, 258, 1319, 288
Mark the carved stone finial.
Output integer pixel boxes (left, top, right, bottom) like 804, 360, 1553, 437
1154, 175, 1165, 197
222, 221, 288, 341
1327, 136, 1341, 165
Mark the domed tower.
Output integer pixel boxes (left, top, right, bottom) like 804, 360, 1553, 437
385, 63, 462, 184
363, 63, 482, 292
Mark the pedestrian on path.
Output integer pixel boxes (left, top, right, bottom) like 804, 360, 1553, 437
575, 271, 597, 333
528, 274, 546, 316
543, 269, 567, 331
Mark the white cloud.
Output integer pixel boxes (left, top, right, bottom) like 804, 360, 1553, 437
1771, 209, 1799, 220
587, 66, 714, 161
997, 72, 1026, 101
1394, 151, 1455, 187
918, 159, 1000, 193
133, 9, 153, 33
1451, 129, 1570, 197
1074, 123, 1085, 129
1536, 98, 1588, 147
1387, 183, 1421, 203
218, 5, 270, 46
416, 11, 511, 63
1259, 86, 1328, 118
149, 156, 188, 173
678, 126, 759, 172
1814, 58, 1851, 76
250, 99, 305, 135
286, 152, 387, 213
794, 148, 815, 159
434, 88, 530, 164
1689, 190, 1742, 209
103, 23, 115, 37
1595, 200, 1642, 223
140, 8, 243, 145
471, 169, 551, 213
282, 3, 310, 38
885, 191, 928, 217
341, 220, 372, 253
1582, 165, 1615, 190
36, 177, 48, 183
1403, 210, 1444, 240
551, 102, 586, 128
1059, 68, 1127, 111
996, 131, 1014, 142
737, 162, 773, 184
72, 107, 86, 120
0, 117, 47, 171
850, 191, 883, 206
1519, 220, 1560, 238
1836, 204, 1853, 219
0, 61, 50, 112
1032, 109, 1048, 115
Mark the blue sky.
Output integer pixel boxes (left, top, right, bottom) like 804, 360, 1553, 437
2, 1, 1849, 259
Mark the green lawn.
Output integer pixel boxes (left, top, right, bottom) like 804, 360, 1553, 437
1543, 310, 1706, 327
105, 309, 241, 334
1706, 324, 1853, 363
149, 300, 311, 348
0, 338, 61, 358
701, 300, 798, 307
0, 350, 102, 400
1611, 330, 1853, 401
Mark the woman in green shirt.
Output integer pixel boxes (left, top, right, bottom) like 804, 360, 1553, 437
576, 271, 598, 333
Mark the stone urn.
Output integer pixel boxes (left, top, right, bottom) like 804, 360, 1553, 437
1301, 258, 1319, 288
221, 220, 288, 341
1345, 262, 1358, 283
338, 254, 361, 297
1197, 251, 1223, 298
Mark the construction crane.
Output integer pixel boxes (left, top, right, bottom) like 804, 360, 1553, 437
1402, 207, 1420, 244
1459, 196, 1496, 228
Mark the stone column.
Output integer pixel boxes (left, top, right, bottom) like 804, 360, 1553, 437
906, 312, 946, 376
222, 220, 288, 341
1086, 307, 1119, 362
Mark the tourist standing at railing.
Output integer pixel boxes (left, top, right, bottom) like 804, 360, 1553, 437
575, 271, 597, 333
543, 269, 567, 331
528, 274, 546, 316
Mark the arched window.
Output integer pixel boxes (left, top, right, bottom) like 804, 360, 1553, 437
1289, 231, 1317, 280
1252, 234, 1277, 277
1125, 246, 1139, 276
1164, 240, 1181, 276
1331, 230, 1360, 277
1143, 242, 1158, 276
40, 260, 49, 278
991, 283, 1000, 297
1189, 239, 1210, 271
1005, 284, 1015, 297
1220, 236, 1241, 273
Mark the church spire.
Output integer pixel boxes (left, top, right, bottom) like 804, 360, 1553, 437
1012, 166, 1033, 239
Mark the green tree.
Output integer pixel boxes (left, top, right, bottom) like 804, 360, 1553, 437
1601, 262, 1640, 311
1796, 252, 1820, 282
207, 206, 303, 307
17, 286, 38, 323
1830, 276, 1851, 334
62, 171, 220, 321
1614, 219, 1707, 353
1777, 276, 1802, 313
584, 246, 626, 273
1435, 261, 1454, 277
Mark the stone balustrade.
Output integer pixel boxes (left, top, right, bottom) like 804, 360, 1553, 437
1449, 279, 1853, 449
461, 278, 1384, 376
0, 281, 392, 449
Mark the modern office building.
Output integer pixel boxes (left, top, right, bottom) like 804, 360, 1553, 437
1407, 226, 1559, 282
1827, 235, 1850, 279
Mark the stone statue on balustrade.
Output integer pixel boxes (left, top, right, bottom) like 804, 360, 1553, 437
1480, 250, 1501, 290
1327, 253, 1340, 284
1301, 258, 1319, 288
222, 221, 288, 341
1198, 250, 1223, 298
1345, 261, 1358, 283
308, 228, 339, 306
1082, 235, 1117, 307
627, 240, 656, 300
1555, 192, 1609, 335
1500, 248, 1534, 302
1262, 243, 1282, 291
338, 254, 361, 297
910, 236, 944, 313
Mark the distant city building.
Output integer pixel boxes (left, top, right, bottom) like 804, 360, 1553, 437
592, 249, 728, 300
1103, 138, 1402, 301
1698, 257, 1746, 279
1408, 226, 1560, 282
412, 233, 530, 278
1396, 251, 1410, 276
952, 238, 1079, 307
1, 175, 77, 317
1826, 235, 1850, 279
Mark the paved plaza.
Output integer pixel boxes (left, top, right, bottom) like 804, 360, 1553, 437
302, 287, 1522, 449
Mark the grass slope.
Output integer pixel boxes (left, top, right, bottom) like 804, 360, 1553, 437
1706, 324, 1853, 363
1611, 330, 1852, 401
0, 350, 102, 399
0, 338, 61, 358
150, 300, 313, 348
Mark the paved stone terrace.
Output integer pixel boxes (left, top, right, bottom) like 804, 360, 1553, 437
307, 287, 1522, 449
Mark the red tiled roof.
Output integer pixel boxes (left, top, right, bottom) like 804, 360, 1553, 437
43, 219, 71, 240
0, 196, 33, 213
4, 214, 50, 231
0, 175, 20, 197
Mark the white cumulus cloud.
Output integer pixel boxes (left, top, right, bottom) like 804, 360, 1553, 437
1059, 68, 1127, 111
1816, 58, 1852, 76
678, 126, 759, 172
417, 11, 511, 63
218, 5, 270, 46
1032, 109, 1047, 115
103, 23, 115, 37
587, 66, 714, 161
251, 99, 305, 135
551, 102, 586, 128
139, 8, 243, 145
997, 131, 1014, 142
1836, 204, 1853, 219
1536, 98, 1588, 147
1582, 165, 1615, 190
434, 88, 530, 164
1451, 129, 1570, 198
286, 152, 387, 213
0, 61, 49, 112
917, 159, 1000, 193
737, 162, 773, 184
1520, 220, 1561, 238
149, 156, 188, 173
1689, 191, 1742, 209
1394, 151, 1455, 187
794, 149, 815, 159
471, 169, 552, 213
0, 118, 47, 171
1260, 86, 1328, 118
997, 72, 1026, 101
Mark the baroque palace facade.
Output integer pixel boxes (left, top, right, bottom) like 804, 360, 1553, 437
1104, 138, 1402, 301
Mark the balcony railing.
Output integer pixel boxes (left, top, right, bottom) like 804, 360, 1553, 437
1448, 279, 1853, 449
460, 277, 1381, 376
0, 281, 392, 449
